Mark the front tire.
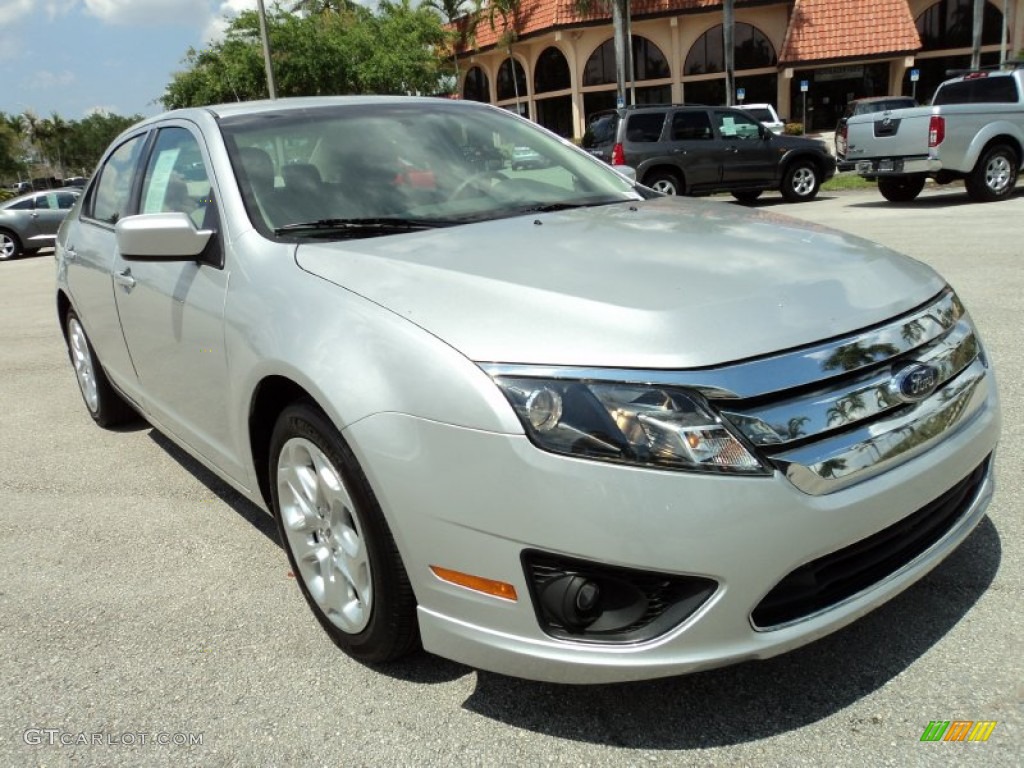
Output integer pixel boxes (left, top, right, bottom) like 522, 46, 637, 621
877, 175, 926, 202
965, 144, 1019, 202
644, 170, 683, 196
0, 229, 22, 260
270, 403, 418, 664
65, 309, 136, 427
780, 160, 820, 202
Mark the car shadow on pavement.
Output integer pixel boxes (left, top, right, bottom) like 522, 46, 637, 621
147, 429, 281, 547
460, 517, 1001, 749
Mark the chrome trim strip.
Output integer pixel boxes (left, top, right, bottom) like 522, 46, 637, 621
479, 290, 963, 400
772, 360, 989, 495
751, 458, 994, 632
721, 322, 979, 447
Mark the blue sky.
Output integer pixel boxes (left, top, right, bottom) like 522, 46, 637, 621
0, 0, 262, 120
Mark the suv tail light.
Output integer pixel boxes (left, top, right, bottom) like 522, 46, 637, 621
611, 142, 625, 166
928, 115, 945, 147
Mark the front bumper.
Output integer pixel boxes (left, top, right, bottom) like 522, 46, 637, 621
342, 379, 999, 684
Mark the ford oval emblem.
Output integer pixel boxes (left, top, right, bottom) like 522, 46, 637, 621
892, 363, 940, 403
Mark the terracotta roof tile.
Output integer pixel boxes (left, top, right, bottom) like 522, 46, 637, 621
779, 0, 921, 64
456, 0, 760, 53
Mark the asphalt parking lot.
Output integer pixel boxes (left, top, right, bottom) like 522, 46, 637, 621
1, 185, 1020, 767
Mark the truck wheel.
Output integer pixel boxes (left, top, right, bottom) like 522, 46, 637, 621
781, 161, 820, 202
965, 144, 1019, 202
878, 176, 925, 202
644, 170, 683, 196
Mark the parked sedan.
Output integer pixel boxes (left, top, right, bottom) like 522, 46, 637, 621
0, 188, 80, 260
56, 96, 998, 684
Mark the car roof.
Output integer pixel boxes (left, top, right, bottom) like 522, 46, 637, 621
851, 96, 915, 105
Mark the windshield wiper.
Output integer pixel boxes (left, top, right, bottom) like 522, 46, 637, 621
512, 199, 631, 214
274, 217, 455, 236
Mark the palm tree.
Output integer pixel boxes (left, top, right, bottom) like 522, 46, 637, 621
574, 1, 632, 108
724, 0, 735, 105
480, 0, 524, 112
424, 0, 473, 90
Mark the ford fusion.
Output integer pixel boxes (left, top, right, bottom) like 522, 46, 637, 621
55, 97, 1000, 683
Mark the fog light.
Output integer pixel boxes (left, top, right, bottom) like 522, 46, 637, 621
540, 575, 603, 630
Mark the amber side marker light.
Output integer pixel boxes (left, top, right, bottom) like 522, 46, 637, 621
429, 566, 518, 601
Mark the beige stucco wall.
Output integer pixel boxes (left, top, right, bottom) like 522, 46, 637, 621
459, 0, 1024, 138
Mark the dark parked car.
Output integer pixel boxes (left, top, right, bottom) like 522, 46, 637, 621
834, 96, 917, 170
583, 104, 835, 202
0, 188, 80, 260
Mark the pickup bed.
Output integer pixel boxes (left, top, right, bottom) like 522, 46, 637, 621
841, 67, 1024, 202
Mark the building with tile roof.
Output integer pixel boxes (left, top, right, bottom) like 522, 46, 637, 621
453, 0, 1022, 136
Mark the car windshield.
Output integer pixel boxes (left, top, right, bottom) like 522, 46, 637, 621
219, 101, 639, 239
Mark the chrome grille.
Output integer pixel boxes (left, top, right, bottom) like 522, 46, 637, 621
712, 289, 989, 494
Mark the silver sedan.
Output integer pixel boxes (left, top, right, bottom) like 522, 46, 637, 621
0, 187, 80, 260
55, 96, 999, 683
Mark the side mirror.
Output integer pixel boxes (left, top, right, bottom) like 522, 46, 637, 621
760, 124, 772, 140
115, 212, 214, 262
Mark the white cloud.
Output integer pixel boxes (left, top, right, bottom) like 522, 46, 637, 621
82, 0, 210, 26
30, 69, 77, 90
0, 0, 33, 25
203, 0, 257, 43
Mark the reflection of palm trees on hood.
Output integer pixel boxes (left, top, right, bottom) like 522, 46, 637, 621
823, 342, 900, 372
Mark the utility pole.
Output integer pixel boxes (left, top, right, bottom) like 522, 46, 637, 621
970, 0, 984, 70
724, 0, 735, 106
256, 0, 278, 99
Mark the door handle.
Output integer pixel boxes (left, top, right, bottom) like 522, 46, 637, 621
114, 268, 136, 291
64, 245, 78, 262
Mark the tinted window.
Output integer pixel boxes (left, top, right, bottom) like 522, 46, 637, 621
56, 192, 78, 209
9, 198, 34, 210
584, 112, 618, 148
625, 113, 666, 142
933, 76, 1019, 105
671, 111, 713, 140
90, 135, 145, 224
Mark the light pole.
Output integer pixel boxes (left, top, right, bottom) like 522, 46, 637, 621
256, 0, 278, 100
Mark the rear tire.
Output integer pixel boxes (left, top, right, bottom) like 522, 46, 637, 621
965, 144, 1018, 202
270, 403, 418, 664
877, 175, 926, 202
781, 160, 820, 202
644, 170, 683, 196
0, 230, 22, 260
64, 309, 136, 427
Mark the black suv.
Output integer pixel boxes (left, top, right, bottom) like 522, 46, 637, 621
583, 104, 835, 203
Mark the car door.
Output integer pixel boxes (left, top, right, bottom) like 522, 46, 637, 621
713, 109, 778, 187
63, 132, 150, 396
31, 190, 78, 243
666, 110, 720, 189
110, 122, 240, 478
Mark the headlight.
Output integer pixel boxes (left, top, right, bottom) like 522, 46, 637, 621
492, 376, 768, 475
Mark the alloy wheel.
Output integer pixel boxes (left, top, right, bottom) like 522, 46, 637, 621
68, 317, 99, 414
277, 437, 373, 634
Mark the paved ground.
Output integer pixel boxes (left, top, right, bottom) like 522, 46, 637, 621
0, 185, 1020, 767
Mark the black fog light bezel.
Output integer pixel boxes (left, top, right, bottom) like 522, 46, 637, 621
521, 550, 718, 644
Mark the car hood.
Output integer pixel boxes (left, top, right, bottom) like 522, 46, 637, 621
294, 197, 945, 369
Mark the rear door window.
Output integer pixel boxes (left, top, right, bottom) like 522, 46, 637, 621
670, 111, 713, 141
624, 112, 667, 142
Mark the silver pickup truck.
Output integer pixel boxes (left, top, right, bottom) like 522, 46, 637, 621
840, 66, 1023, 202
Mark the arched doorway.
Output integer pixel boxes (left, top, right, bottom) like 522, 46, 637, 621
581, 35, 672, 120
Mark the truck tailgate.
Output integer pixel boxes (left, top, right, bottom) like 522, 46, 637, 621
844, 107, 934, 163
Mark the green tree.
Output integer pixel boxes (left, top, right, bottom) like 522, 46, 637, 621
161, 2, 447, 109
0, 116, 25, 182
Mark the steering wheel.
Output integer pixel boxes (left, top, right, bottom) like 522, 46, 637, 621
450, 170, 507, 201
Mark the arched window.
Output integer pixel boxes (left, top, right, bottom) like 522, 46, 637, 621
685, 23, 777, 76
534, 47, 571, 94
916, 0, 1003, 50
463, 66, 489, 103
496, 57, 527, 101
583, 36, 670, 86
